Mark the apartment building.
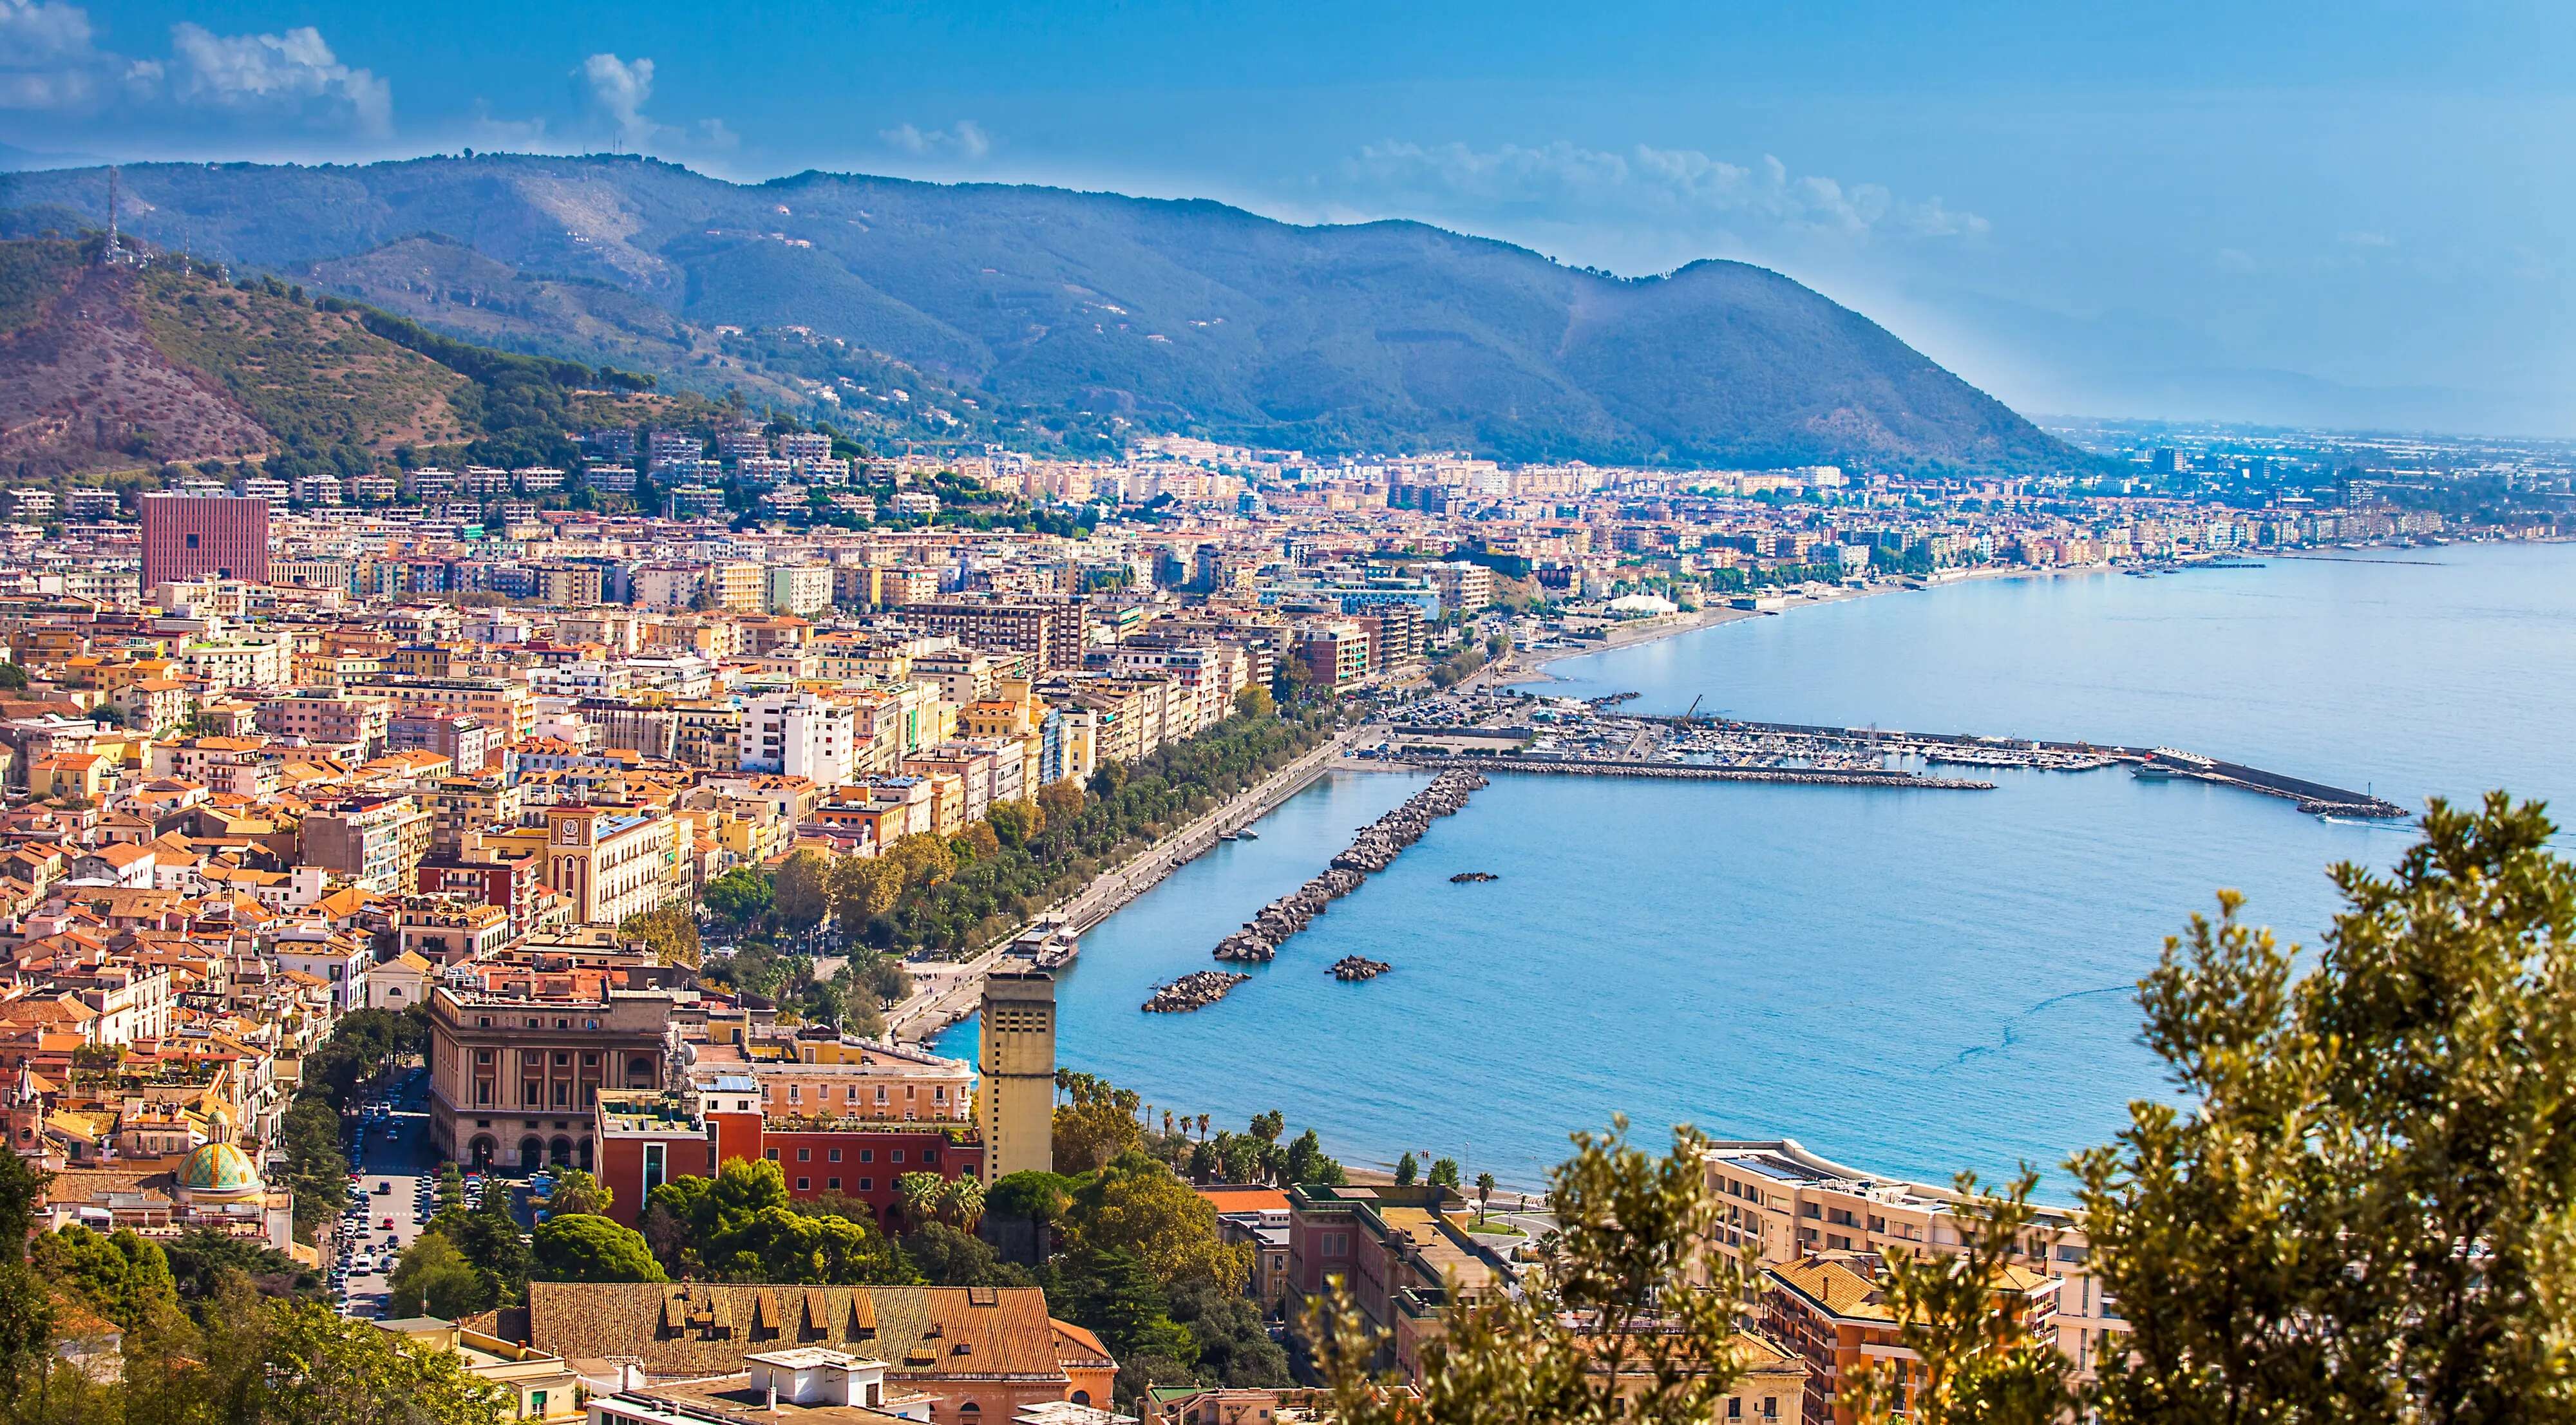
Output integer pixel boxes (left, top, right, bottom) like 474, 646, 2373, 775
741, 690, 856, 788
350, 675, 533, 743
1762, 1251, 2055, 1425
1704, 1140, 2122, 1378
892, 599, 1085, 671
257, 691, 393, 757
302, 794, 433, 893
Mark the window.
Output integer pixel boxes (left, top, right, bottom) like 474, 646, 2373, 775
828, 1177, 841, 1190
789, 1084, 801, 1104
583, 1054, 598, 1067
643, 1142, 667, 1194
845, 1085, 858, 1102
858, 1178, 873, 1191
797, 1177, 811, 1191
526, 1018, 540, 1030
1728, 1402, 1741, 1420
478, 1016, 493, 1028
765, 1149, 779, 1161
859, 1150, 873, 1164
828, 1149, 841, 1163
475, 1050, 492, 1064
797, 1148, 810, 1162
554, 1053, 570, 1066
477, 1084, 491, 1106
891, 1150, 904, 1164
1763, 1400, 1777, 1419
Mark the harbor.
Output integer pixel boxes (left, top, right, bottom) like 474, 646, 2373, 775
1370, 694, 2409, 820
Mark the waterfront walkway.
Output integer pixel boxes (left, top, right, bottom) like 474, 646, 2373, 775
885, 722, 1367, 1043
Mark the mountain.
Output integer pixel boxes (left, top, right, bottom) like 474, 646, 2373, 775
0, 155, 2080, 471
0, 236, 703, 478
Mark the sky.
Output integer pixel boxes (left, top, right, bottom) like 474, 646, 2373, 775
4, 0, 2571, 435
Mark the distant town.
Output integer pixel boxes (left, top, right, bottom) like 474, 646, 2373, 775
0, 410, 2566, 1425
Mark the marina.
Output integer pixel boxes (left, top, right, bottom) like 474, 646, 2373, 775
1376, 700, 2407, 819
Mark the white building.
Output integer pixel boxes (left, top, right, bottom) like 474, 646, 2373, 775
741, 691, 855, 788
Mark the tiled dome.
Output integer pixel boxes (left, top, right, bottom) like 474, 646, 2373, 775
176, 1142, 262, 1197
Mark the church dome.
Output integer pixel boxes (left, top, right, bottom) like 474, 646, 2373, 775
176, 1142, 263, 1198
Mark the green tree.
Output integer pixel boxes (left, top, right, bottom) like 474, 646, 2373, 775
1843, 1172, 2074, 1425
772, 849, 833, 934
702, 867, 774, 930
1428, 1157, 1462, 1190
1394, 1153, 1419, 1187
899, 1221, 1037, 1289
435, 1191, 533, 1307
621, 900, 701, 968
1171, 1276, 1291, 1386
2071, 793, 2576, 1425
388, 1230, 492, 1320
545, 1167, 612, 1218
1475, 1171, 1497, 1222
1055, 1075, 1146, 1173
1062, 1150, 1253, 1292
278, 1097, 349, 1239
1064, 1246, 1198, 1367
895, 1172, 945, 1232
645, 1158, 906, 1285
1310, 1117, 1752, 1425
1233, 684, 1275, 720
29, 1225, 181, 1334
263, 1299, 512, 1425
531, 1214, 667, 1283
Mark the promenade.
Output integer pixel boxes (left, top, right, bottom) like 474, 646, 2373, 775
885, 721, 1367, 1043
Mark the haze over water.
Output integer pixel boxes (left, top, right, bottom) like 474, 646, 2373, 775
942, 543, 2576, 1190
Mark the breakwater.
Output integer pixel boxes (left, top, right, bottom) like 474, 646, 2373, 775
1213, 769, 1488, 965
1331, 956, 1392, 981
1397, 755, 1996, 790
1143, 970, 1249, 1013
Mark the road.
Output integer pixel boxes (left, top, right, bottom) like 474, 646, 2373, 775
886, 721, 1369, 1043
329, 1068, 441, 1319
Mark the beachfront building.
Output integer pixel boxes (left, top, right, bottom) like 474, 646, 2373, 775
1703, 1139, 2121, 1379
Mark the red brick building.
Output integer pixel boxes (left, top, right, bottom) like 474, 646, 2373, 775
594, 1082, 982, 1229
140, 493, 270, 587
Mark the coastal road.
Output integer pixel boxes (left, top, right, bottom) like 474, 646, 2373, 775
886, 722, 1370, 1043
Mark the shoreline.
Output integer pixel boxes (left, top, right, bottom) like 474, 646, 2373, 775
884, 721, 1367, 1044
1501, 562, 2100, 688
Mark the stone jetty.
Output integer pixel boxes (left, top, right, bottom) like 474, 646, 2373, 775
1330, 956, 1392, 981
1142, 970, 1251, 1012
1211, 769, 1488, 965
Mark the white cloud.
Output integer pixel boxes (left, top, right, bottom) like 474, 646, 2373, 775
881, 119, 992, 162
579, 52, 654, 146
167, 22, 391, 134
0, 0, 88, 66
1345, 138, 1987, 251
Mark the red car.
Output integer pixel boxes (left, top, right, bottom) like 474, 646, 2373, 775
381, 1217, 395, 1231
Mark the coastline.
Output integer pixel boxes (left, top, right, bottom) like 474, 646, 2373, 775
884, 721, 1367, 1043
1501, 562, 2111, 687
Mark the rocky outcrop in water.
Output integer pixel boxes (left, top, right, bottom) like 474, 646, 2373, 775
1143, 970, 1251, 1012
1449, 871, 1499, 883
1331, 956, 1392, 981
1211, 771, 1488, 965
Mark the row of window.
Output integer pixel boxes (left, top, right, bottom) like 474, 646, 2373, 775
764, 1146, 936, 1166
770, 1082, 947, 1105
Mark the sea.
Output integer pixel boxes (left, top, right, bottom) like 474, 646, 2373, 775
937, 542, 2576, 1192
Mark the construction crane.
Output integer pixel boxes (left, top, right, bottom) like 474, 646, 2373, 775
1683, 694, 1703, 722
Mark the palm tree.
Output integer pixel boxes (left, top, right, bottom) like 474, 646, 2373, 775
1162, 1109, 1175, 1138
937, 1174, 985, 1231
1197, 1113, 1210, 1141
895, 1171, 943, 1231
1475, 1171, 1497, 1223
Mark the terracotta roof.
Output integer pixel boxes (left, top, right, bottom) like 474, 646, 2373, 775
524, 1282, 1092, 1384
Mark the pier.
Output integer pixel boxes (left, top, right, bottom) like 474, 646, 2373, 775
1381, 697, 2409, 820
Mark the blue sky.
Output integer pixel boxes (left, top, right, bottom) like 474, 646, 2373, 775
5, 1, 2572, 433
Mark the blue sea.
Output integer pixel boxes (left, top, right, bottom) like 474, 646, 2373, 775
939, 543, 2576, 1191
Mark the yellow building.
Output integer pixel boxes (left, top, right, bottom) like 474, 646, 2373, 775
373, 1318, 583, 1420
977, 970, 1055, 1183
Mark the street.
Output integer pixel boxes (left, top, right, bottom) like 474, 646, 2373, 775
327, 1067, 443, 1319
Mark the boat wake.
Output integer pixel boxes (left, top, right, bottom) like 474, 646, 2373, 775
1942, 985, 2133, 1070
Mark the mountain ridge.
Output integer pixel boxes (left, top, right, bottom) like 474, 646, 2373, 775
0, 154, 2082, 471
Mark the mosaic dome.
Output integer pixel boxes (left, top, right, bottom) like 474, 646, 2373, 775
176, 1142, 262, 1198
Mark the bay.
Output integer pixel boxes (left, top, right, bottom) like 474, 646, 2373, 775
940, 542, 2576, 1189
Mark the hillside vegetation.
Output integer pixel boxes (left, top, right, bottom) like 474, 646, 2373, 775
0, 235, 714, 481
1, 156, 2080, 471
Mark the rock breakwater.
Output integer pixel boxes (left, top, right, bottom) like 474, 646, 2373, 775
1142, 970, 1251, 1012
1211, 770, 1488, 965
1331, 956, 1392, 981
